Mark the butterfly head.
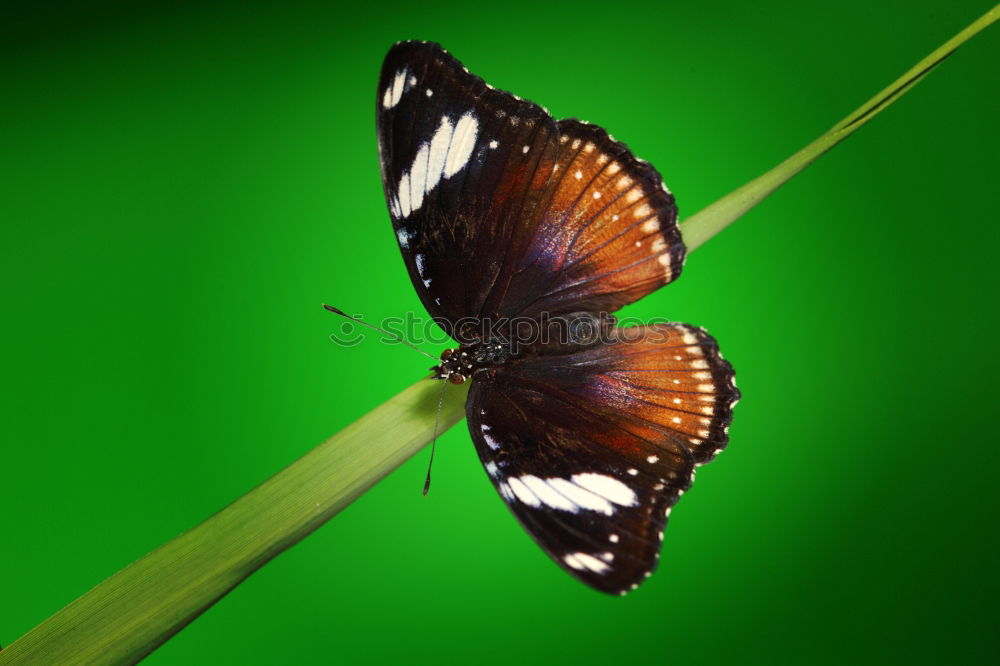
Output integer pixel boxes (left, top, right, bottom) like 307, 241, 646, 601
431, 341, 513, 384
431, 348, 470, 384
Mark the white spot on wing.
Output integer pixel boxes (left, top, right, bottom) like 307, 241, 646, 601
481, 423, 499, 450
546, 477, 614, 515
395, 112, 480, 219
571, 473, 637, 506
396, 227, 411, 248
566, 552, 610, 574
398, 172, 411, 217
508, 477, 541, 507
409, 143, 429, 213
384, 69, 407, 109
521, 475, 577, 512
444, 112, 478, 178
425, 116, 453, 195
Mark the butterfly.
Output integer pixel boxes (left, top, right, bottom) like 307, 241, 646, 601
375, 41, 739, 595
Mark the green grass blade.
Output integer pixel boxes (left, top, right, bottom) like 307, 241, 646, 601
679, 4, 998, 251
1, 8, 995, 664
0, 379, 469, 665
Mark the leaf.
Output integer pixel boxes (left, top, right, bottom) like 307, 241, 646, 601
0, 380, 468, 665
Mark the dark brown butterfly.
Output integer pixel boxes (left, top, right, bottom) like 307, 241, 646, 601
376, 41, 739, 595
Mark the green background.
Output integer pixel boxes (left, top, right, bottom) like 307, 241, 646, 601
2, 1, 998, 663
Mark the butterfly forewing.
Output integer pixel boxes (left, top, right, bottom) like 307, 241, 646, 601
468, 324, 738, 594
377, 42, 559, 338
378, 43, 687, 334
494, 120, 686, 319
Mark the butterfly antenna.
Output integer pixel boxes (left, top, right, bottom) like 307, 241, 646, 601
323, 304, 441, 361
423, 380, 447, 496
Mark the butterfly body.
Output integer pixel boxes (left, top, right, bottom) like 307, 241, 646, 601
431, 343, 510, 384
432, 310, 620, 384
376, 41, 739, 595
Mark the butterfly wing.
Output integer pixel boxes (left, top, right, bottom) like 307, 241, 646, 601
467, 324, 739, 595
481, 119, 685, 321
376, 41, 559, 339
377, 43, 685, 338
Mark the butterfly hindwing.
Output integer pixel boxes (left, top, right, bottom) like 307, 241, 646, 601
467, 324, 738, 594
468, 381, 682, 596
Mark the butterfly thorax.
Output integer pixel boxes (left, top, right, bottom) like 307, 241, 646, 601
431, 341, 513, 384
431, 312, 618, 384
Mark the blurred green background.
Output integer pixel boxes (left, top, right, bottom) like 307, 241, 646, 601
2, 1, 997, 663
